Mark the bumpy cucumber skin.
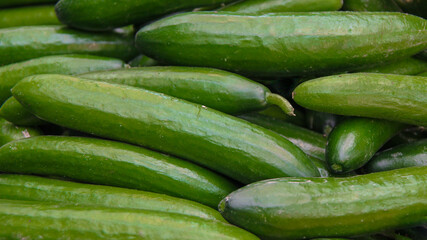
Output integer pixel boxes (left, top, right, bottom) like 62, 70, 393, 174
0, 0, 56, 7
0, 26, 137, 65
219, 0, 343, 13
0, 174, 226, 222
219, 166, 427, 240
360, 58, 427, 75
12, 74, 320, 184
128, 54, 158, 67
0, 97, 45, 126
293, 73, 427, 126
55, 0, 235, 31
0, 118, 41, 146
0, 5, 59, 28
136, 12, 427, 77
0, 136, 237, 208
364, 139, 427, 173
0, 200, 259, 240
326, 118, 404, 173
342, 0, 402, 12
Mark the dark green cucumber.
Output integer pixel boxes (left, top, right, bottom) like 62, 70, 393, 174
293, 73, 427, 126
342, 0, 402, 11
79, 67, 294, 115
305, 110, 343, 137
385, 126, 427, 148
136, 12, 427, 77
0, 97, 45, 126
219, 166, 427, 240
0, 174, 226, 222
0, 54, 125, 103
128, 55, 158, 67
0, 136, 237, 208
0, 26, 137, 65
364, 139, 427, 173
0, 0, 57, 8
394, 0, 427, 19
359, 58, 427, 75
0, 5, 59, 28
0, 199, 259, 240
55, 0, 235, 31
12, 74, 320, 184
219, 0, 343, 13
326, 118, 404, 173
258, 106, 306, 126
0, 118, 41, 146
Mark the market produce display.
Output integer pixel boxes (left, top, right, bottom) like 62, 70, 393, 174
0, 0, 426, 239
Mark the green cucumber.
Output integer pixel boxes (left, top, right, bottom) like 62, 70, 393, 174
310, 156, 331, 177
55, 0, 235, 31
364, 139, 427, 173
0, 174, 226, 222
0, 0, 57, 8
79, 67, 294, 115
394, 0, 427, 19
0, 54, 125, 103
359, 58, 427, 75
385, 126, 427, 148
128, 55, 158, 67
342, 0, 402, 12
12, 74, 320, 184
258, 106, 306, 126
0, 5, 59, 28
219, 0, 343, 13
305, 110, 343, 137
0, 118, 41, 146
0, 97, 45, 126
0, 26, 137, 66
419, 71, 427, 77
326, 118, 404, 173
293, 73, 427, 126
0, 199, 259, 240
0, 136, 237, 208
219, 166, 427, 240
136, 12, 427, 77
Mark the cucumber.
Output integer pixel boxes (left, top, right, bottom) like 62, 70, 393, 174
0, 118, 41, 146
310, 156, 331, 177
258, 106, 306, 126
219, 0, 343, 13
0, 54, 125, 104
55, 0, 235, 31
364, 139, 427, 173
384, 126, 427, 149
342, 0, 402, 12
0, 26, 137, 66
12, 74, 320, 184
0, 136, 237, 208
0, 174, 226, 222
326, 118, 404, 173
0, 97, 45, 126
0, 199, 259, 240
419, 71, 427, 77
0, 0, 57, 8
394, 0, 427, 19
136, 12, 427, 77
128, 55, 158, 67
219, 166, 427, 240
0, 5, 59, 28
359, 58, 427, 75
305, 110, 343, 137
293, 73, 427, 126
79, 67, 294, 115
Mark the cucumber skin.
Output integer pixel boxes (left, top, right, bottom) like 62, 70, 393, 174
0, 0, 57, 7
0, 200, 259, 240
0, 97, 45, 126
258, 106, 306, 127
128, 54, 158, 67
360, 58, 427, 75
305, 110, 343, 137
0, 174, 226, 222
0, 5, 59, 28
293, 73, 427, 126
0, 136, 237, 208
364, 139, 427, 173
12, 74, 320, 184
0, 118, 41, 146
342, 0, 402, 12
219, 0, 343, 13
219, 166, 427, 240
0, 26, 137, 66
136, 12, 427, 77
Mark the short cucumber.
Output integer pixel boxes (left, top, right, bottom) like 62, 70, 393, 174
359, 58, 427, 75
0, 5, 59, 28
364, 139, 427, 173
342, 0, 402, 12
0, 26, 137, 65
12, 74, 320, 184
0, 0, 57, 8
0, 118, 41, 146
79, 67, 294, 115
128, 55, 158, 67
293, 73, 427, 126
305, 110, 343, 137
136, 12, 427, 77
0, 97, 45, 126
0, 136, 237, 208
219, 0, 343, 13
0, 199, 259, 240
0, 174, 226, 222
219, 166, 427, 240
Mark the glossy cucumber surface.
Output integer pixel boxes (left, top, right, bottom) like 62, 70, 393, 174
219, 0, 343, 13
0, 136, 237, 208
0, 26, 137, 66
219, 166, 427, 240
293, 73, 427, 126
0, 5, 59, 28
0, 0, 57, 8
0, 118, 41, 146
0, 97, 45, 126
360, 58, 427, 75
79, 67, 294, 115
12, 74, 320, 184
342, 0, 402, 11
136, 12, 427, 77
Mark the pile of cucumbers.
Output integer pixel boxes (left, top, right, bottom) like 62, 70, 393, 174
0, 0, 426, 239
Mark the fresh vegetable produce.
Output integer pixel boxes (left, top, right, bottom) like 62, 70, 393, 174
0, 5, 59, 28
305, 110, 343, 137
258, 106, 306, 126
219, 0, 343, 13
342, 0, 402, 12
219, 166, 427, 240
359, 58, 427, 75
128, 55, 158, 67
385, 126, 427, 148
394, 0, 427, 19
0, 97, 45, 126
0, 118, 41, 146
310, 156, 331, 177
0, 0, 57, 8
419, 71, 427, 77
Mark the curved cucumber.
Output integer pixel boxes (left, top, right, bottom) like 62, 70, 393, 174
342, 0, 402, 12
0, 97, 45, 126
79, 67, 294, 115
0, 26, 137, 66
0, 0, 57, 8
0, 199, 259, 240
0, 174, 226, 222
136, 12, 427, 77
219, 166, 427, 240
364, 139, 427, 173
326, 118, 404, 173
128, 55, 158, 67
0, 118, 41, 146
0, 5, 59, 28
293, 73, 427, 126
12, 74, 320, 184
360, 58, 427, 75
0, 136, 237, 208
219, 0, 343, 13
